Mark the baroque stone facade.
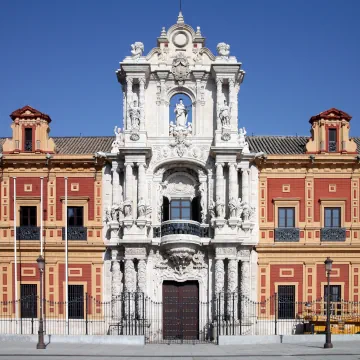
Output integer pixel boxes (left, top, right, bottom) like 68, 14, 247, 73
101, 12, 259, 305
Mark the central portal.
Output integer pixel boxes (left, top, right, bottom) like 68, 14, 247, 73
163, 281, 199, 341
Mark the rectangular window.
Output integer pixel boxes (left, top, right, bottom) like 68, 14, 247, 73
20, 206, 37, 226
170, 200, 191, 220
278, 285, 295, 319
20, 284, 37, 318
278, 207, 295, 228
67, 206, 84, 227
24, 128, 33, 151
68, 285, 84, 319
324, 285, 341, 315
324, 207, 341, 228
328, 128, 337, 152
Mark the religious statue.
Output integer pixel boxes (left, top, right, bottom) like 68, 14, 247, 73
129, 100, 140, 131
111, 126, 124, 153
236, 198, 244, 219
228, 197, 238, 218
123, 199, 132, 218
219, 100, 231, 127
130, 42, 144, 60
137, 197, 146, 218
238, 127, 250, 153
110, 205, 120, 223
215, 196, 225, 218
174, 99, 188, 127
103, 208, 111, 224
242, 202, 250, 221
216, 42, 230, 59
209, 200, 216, 222
145, 205, 152, 220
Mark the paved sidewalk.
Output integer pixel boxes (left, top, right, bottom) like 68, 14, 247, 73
0, 341, 360, 359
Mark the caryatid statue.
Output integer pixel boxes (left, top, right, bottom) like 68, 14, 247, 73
174, 99, 188, 128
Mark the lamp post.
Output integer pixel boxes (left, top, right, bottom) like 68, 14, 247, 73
324, 257, 333, 349
36, 255, 46, 349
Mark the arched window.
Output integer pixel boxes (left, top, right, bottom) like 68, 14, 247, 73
169, 93, 192, 129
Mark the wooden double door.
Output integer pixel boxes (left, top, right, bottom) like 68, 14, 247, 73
163, 281, 199, 341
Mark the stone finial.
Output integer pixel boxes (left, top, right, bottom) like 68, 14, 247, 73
196, 26, 202, 36
160, 27, 167, 37
177, 11, 185, 24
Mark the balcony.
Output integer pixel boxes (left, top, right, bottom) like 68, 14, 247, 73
62, 226, 87, 241
321, 227, 346, 242
16, 226, 40, 240
274, 228, 300, 242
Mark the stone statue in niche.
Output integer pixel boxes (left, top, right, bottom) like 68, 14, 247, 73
229, 197, 238, 218
169, 99, 192, 157
111, 126, 124, 153
215, 196, 225, 218
128, 100, 141, 141
219, 100, 231, 141
217, 42, 230, 59
123, 199, 132, 218
131, 42, 144, 60
219, 100, 230, 127
137, 197, 146, 218
174, 99, 188, 127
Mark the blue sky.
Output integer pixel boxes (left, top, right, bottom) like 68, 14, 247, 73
0, 0, 359, 138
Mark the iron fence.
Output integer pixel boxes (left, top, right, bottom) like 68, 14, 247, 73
1, 292, 360, 342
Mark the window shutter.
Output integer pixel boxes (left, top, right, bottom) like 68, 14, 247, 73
162, 197, 169, 221
191, 196, 200, 222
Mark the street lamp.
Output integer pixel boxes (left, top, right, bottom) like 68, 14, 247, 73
36, 255, 46, 349
324, 257, 333, 349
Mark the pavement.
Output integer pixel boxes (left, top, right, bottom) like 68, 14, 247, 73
0, 341, 360, 360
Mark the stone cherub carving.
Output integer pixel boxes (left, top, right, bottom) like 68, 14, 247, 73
111, 126, 124, 153
131, 42, 144, 60
217, 42, 230, 59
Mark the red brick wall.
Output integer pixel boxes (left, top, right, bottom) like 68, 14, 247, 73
314, 179, 351, 222
9, 177, 48, 220
11, 263, 40, 301
267, 178, 306, 222
316, 264, 349, 300
56, 178, 95, 221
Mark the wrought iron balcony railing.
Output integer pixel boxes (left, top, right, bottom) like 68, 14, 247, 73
321, 227, 346, 241
24, 140, 33, 152
161, 220, 201, 237
62, 226, 87, 241
274, 228, 300, 242
16, 226, 40, 240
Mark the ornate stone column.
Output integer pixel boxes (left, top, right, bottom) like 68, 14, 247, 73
139, 77, 146, 130
229, 162, 238, 207
124, 162, 133, 219
110, 161, 121, 242
137, 162, 146, 219
215, 259, 225, 319
241, 260, 251, 300
126, 77, 133, 130
124, 258, 136, 319
215, 162, 224, 211
137, 259, 147, 318
227, 259, 238, 320
111, 249, 122, 321
241, 168, 250, 205
216, 77, 223, 130
229, 78, 235, 130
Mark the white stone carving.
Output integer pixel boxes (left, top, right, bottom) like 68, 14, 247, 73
123, 199, 132, 218
238, 127, 249, 153
216, 42, 230, 59
111, 249, 122, 320
215, 259, 225, 294
171, 52, 190, 84
130, 42, 144, 60
128, 99, 140, 141
111, 126, 124, 153
199, 181, 207, 223
137, 197, 146, 218
215, 195, 225, 218
219, 100, 231, 141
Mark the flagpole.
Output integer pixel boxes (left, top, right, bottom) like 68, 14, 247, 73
40, 177, 43, 256
13, 177, 18, 318
65, 177, 68, 329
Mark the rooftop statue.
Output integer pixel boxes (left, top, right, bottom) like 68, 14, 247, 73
131, 42, 144, 60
